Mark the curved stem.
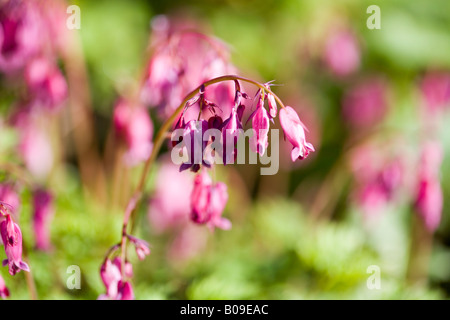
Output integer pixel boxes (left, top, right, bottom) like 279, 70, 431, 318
118, 75, 285, 269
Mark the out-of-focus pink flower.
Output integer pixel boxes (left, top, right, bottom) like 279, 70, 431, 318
142, 18, 236, 120
0, 0, 42, 73
99, 257, 134, 300
342, 77, 388, 127
279, 106, 315, 161
221, 108, 242, 165
249, 96, 270, 156
0, 274, 9, 299
324, 30, 360, 77
148, 159, 193, 232
32, 189, 54, 251
420, 71, 450, 114
180, 120, 210, 172
1, 214, 29, 276
190, 170, 230, 230
0, 184, 19, 217
25, 57, 68, 110
127, 235, 150, 261
114, 100, 153, 166
414, 141, 443, 232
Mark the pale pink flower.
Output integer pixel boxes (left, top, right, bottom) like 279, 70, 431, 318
279, 106, 315, 161
324, 30, 360, 77
249, 97, 270, 156
127, 235, 150, 261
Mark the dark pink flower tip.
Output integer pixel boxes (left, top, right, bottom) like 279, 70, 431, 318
279, 106, 315, 161
0, 274, 9, 299
127, 235, 151, 261
221, 108, 243, 165
0, 215, 29, 275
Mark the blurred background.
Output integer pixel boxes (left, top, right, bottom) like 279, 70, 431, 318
1, 0, 450, 299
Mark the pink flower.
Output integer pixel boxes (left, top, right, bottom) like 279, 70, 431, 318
221, 108, 243, 165
324, 30, 360, 77
279, 106, 315, 161
249, 97, 270, 156
0, 0, 42, 73
414, 141, 443, 232
420, 71, 450, 114
267, 93, 277, 119
32, 189, 54, 251
114, 100, 153, 166
0, 274, 9, 299
342, 78, 387, 127
1, 215, 29, 276
99, 257, 134, 300
180, 120, 210, 172
25, 57, 68, 110
0, 184, 19, 217
190, 171, 230, 230
127, 235, 150, 261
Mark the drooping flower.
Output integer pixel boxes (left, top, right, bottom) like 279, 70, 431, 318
414, 141, 443, 232
1, 214, 29, 276
324, 30, 360, 77
249, 96, 270, 156
279, 106, 315, 161
0, 274, 9, 299
0, 0, 42, 73
127, 235, 150, 261
179, 120, 210, 172
342, 77, 388, 128
25, 57, 68, 110
116, 281, 134, 300
221, 107, 243, 165
190, 170, 230, 230
113, 100, 154, 166
32, 189, 54, 251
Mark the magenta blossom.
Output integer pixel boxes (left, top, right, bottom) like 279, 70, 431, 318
1, 215, 29, 276
249, 97, 270, 156
99, 257, 134, 300
0, 0, 42, 73
25, 57, 68, 110
0, 274, 9, 299
279, 106, 315, 161
180, 120, 210, 172
420, 71, 450, 114
114, 100, 154, 166
190, 170, 230, 230
32, 189, 54, 251
414, 141, 443, 232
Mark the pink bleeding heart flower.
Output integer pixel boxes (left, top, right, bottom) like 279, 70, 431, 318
414, 141, 443, 232
32, 189, 54, 251
267, 93, 277, 119
324, 30, 360, 77
249, 96, 270, 156
1, 215, 29, 276
99, 257, 133, 300
0, 0, 42, 73
0, 274, 9, 299
190, 171, 230, 230
127, 235, 150, 261
279, 106, 315, 161
25, 57, 68, 111
221, 107, 242, 165
180, 120, 210, 172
